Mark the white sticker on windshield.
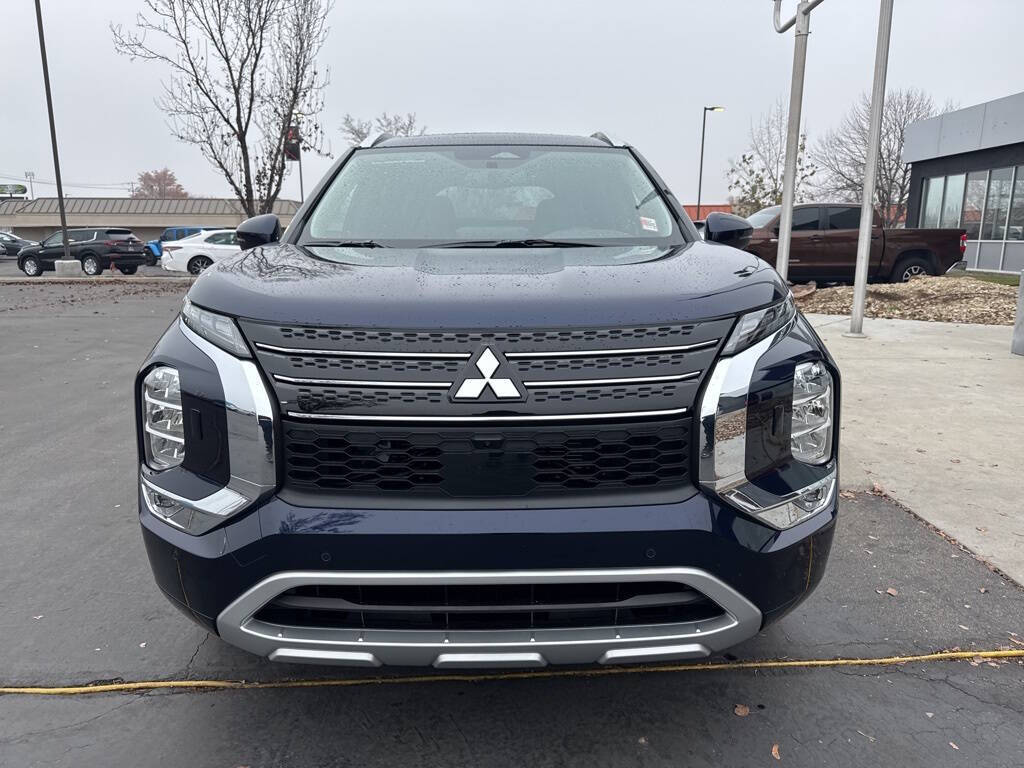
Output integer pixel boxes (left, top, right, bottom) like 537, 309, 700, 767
640, 216, 659, 232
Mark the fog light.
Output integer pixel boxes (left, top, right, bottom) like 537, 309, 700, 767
143, 366, 184, 470
792, 361, 833, 464
725, 470, 836, 530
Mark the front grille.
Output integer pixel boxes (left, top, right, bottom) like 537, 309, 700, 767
238, 318, 732, 503
254, 580, 724, 632
282, 419, 690, 501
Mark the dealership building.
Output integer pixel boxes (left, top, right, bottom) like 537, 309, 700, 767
0, 197, 300, 244
903, 91, 1024, 274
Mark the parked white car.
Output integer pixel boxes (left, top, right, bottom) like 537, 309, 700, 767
162, 229, 240, 274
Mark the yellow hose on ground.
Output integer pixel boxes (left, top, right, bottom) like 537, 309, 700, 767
2, 648, 1022, 696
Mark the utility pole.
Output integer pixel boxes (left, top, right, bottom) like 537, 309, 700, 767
772, 0, 826, 281
847, 0, 895, 338
33, 0, 70, 261
25, 172, 36, 200
697, 106, 724, 221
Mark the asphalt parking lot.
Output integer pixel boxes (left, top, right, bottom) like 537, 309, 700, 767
1, 280, 1023, 767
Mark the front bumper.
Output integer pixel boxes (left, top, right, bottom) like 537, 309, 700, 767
141, 487, 836, 667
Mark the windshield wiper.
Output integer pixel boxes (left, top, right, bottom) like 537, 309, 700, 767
302, 240, 391, 248
430, 238, 598, 248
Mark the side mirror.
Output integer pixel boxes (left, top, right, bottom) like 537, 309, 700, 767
236, 214, 281, 251
704, 212, 754, 250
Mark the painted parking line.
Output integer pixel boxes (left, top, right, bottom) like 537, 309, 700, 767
2, 648, 1022, 697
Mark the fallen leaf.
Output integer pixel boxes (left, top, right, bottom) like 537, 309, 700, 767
734, 704, 750, 717
867, 535, 879, 541
32, 615, 44, 620
979, 588, 988, 593
950, 458, 961, 464
886, 588, 898, 597
949, 742, 959, 751
839, 490, 856, 500
1009, 637, 1024, 647
958, 625, 970, 631
925, 712, 934, 718
771, 743, 781, 760
139, 642, 147, 648
871, 483, 885, 495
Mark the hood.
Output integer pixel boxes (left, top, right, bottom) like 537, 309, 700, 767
186, 241, 788, 328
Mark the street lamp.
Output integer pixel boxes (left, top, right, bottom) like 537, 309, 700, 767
697, 106, 724, 221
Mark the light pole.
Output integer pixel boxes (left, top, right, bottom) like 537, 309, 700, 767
772, 0, 827, 281
847, 0, 895, 338
25, 172, 35, 200
697, 106, 724, 221
33, 0, 70, 261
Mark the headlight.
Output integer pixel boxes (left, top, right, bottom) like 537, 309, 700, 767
182, 297, 250, 358
142, 366, 184, 470
721, 295, 796, 356
791, 361, 833, 464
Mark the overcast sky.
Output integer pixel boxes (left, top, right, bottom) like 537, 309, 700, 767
3, 0, 1020, 204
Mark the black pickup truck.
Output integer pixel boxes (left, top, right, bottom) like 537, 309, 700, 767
135, 133, 840, 668
745, 203, 967, 283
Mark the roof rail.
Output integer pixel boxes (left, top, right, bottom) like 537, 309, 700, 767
589, 131, 623, 147
359, 132, 394, 148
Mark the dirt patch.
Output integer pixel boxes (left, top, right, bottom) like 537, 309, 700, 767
0, 280, 191, 313
795, 275, 1018, 325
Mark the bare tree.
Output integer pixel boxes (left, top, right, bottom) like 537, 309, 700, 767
810, 88, 953, 226
112, 0, 332, 216
132, 168, 189, 199
340, 112, 427, 146
727, 98, 816, 217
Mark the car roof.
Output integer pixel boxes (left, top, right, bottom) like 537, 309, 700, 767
372, 132, 615, 149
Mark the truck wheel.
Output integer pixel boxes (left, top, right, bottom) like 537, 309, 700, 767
82, 255, 101, 276
188, 255, 213, 275
21, 256, 42, 277
119, 265, 138, 275
890, 256, 932, 283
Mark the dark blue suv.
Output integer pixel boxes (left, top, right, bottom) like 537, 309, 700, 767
136, 133, 839, 668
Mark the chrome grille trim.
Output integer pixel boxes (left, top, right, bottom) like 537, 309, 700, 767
505, 339, 719, 359
286, 407, 688, 423
255, 342, 471, 360
274, 374, 452, 389
523, 371, 700, 388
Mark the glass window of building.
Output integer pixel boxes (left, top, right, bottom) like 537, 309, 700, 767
920, 176, 944, 228
962, 171, 987, 239
939, 173, 965, 229
1007, 166, 1024, 241
982, 167, 1012, 240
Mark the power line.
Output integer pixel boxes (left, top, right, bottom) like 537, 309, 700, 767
0, 171, 134, 192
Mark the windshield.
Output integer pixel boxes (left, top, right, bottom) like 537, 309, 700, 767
746, 206, 780, 229
301, 145, 683, 248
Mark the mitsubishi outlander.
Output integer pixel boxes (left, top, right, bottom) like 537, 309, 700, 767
136, 133, 840, 668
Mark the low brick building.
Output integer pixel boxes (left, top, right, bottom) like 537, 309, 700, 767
0, 197, 300, 243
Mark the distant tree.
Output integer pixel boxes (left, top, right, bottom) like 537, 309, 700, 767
340, 112, 426, 146
112, 0, 332, 216
727, 98, 816, 218
810, 88, 954, 226
132, 168, 189, 199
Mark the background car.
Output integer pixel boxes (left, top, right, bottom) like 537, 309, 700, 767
0, 231, 38, 258
17, 227, 147, 276
160, 229, 239, 274
144, 226, 219, 265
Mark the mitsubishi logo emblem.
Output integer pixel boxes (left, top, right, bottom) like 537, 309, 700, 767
451, 347, 523, 401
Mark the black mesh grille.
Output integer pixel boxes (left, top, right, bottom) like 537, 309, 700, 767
515, 352, 690, 373
281, 357, 464, 375
282, 419, 691, 500
254, 581, 723, 631
529, 383, 682, 404
275, 324, 700, 348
